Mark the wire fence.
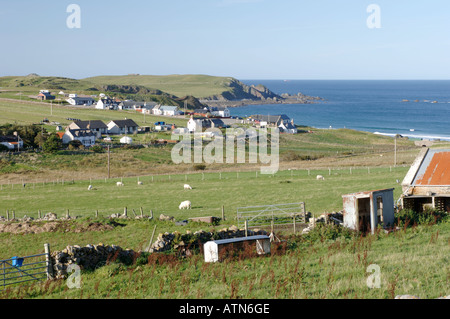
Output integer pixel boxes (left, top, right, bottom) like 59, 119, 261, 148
0, 165, 410, 190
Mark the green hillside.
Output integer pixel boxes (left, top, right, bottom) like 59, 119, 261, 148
84, 74, 235, 98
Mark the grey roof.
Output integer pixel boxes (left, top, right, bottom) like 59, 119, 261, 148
160, 105, 178, 111
68, 129, 96, 137
0, 135, 20, 143
251, 114, 291, 124
120, 101, 146, 107
109, 119, 139, 128
73, 120, 108, 129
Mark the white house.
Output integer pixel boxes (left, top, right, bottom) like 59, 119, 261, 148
0, 134, 24, 150
107, 119, 139, 135
161, 105, 180, 116
96, 98, 119, 110
152, 105, 180, 116
210, 106, 230, 118
66, 96, 95, 106
278, 121, 298, 134
62, 129, 96, 147
187, 116, 203, 133
67, 120, 108, 139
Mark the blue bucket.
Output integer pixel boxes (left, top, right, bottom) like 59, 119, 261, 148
11, 256, 24, 267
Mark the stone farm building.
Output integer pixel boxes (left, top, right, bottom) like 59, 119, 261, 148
400, 148, 450, 212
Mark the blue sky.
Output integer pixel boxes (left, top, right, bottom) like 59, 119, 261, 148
1, 0, 449, 79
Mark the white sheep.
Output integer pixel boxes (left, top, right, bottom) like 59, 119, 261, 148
179, 200, 192, 210
184, 184, 192, 190
88, 185, 93, 190
138, 181, 143, 186
116, 182, 124, 186
316, 175, 325, 181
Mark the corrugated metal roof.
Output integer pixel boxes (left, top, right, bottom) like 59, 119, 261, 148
412, 149, 450, 186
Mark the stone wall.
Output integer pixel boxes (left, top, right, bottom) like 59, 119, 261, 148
51, 243, 135, 279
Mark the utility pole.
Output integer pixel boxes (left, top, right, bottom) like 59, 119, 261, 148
107, 145, 110, 179
394, 135, 397, 167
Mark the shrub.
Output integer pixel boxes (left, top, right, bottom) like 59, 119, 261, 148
42, 134, 62, 153
395, 209, 448, 228
303, 223, 355, 242
91, 145, 105, 153
193, 164, 206, 171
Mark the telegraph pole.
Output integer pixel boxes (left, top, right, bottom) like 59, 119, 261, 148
394, 135, 397, 167
107, 145, 110, 179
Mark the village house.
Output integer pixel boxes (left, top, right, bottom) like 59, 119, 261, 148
96, 98, 120, 110
152, 105, 181, 116
193, 107, 210, 117
61, 129, 96, 147
209, 106, 230, 118
400, 148, 450, 213
66, 95, 95, 106
107, 119, 139, 135
67, 120, 108, 139
0, 133, 24, 150
37, 90, 55, 101
250, 114, 297, 133
118, 100, 158, 112
278, 121, 298, 134
187, 116, 226, 132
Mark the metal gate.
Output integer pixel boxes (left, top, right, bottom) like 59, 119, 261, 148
1, 244, 52, 290
237, 202, 306, 229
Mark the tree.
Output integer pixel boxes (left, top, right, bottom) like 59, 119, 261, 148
42, 134, 62, 153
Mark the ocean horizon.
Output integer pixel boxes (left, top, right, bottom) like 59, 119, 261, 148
232, 80, 450, 141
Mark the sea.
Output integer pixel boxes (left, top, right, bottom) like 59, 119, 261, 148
231, 80, 450, 141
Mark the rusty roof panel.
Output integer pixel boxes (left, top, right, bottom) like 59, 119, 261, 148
413, 150, 450, 186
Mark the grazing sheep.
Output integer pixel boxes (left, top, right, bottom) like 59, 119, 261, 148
184, 184, 192, 190
179, 200, 192, 210
316, 175, 325, 181
138, 181, 143, 186
88, 185, 93, 190
116, 182, 124, 186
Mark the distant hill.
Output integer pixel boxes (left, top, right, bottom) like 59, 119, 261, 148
0, 74, 288, 108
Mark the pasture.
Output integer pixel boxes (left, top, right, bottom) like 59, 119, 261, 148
0, 166, 409, 222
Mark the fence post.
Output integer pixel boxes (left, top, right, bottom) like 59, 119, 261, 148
244, 219, 248, 237
293, 214, 296, 234
222, 205, 225, 221
44, 243, 53, 279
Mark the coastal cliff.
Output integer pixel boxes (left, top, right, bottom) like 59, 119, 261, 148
201, 78, 322, 107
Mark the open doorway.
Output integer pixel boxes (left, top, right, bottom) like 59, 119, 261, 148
357, 198, 371, 232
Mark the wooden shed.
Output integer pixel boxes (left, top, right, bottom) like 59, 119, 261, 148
342, 188, 395, 234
